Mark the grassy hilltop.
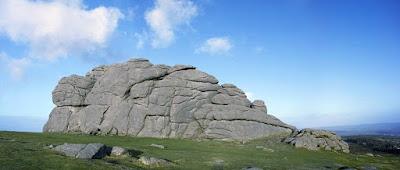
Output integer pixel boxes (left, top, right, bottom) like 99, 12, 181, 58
0, 131, 399, 170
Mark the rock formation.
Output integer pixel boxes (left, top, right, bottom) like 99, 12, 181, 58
284, 128, 350, 153
53, 143, 110, 159
43, 58, 295, 141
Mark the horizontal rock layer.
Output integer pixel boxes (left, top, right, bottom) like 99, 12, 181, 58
43, 58, 295, 141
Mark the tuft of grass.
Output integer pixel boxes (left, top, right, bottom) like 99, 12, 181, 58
0, 131, 399, 170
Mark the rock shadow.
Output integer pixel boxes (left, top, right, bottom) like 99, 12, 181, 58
93, 145, 113, 159
127, 149, 143, 158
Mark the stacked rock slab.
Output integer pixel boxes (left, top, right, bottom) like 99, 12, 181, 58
43, 58, 295, 141
284, 128, 350, 153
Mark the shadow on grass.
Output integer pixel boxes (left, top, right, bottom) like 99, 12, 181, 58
128, 149, 143, 158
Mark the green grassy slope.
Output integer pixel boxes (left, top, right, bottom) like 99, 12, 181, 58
0, 131, 399, 170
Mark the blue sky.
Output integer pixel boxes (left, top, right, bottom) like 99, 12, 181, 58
0, 0, 399, 131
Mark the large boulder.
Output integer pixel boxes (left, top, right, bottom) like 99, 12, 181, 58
53, 143, 110, 159
284, 128, 350, 153
44, 58, 295, 141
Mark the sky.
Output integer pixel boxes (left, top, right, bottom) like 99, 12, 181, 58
0, 0, 399, 131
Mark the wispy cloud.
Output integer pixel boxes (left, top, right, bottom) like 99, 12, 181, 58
0, 0, 123, 61
145, 0, 198, 48
244, 91, 255, 101
125, 6, 136, 21
196, 37, 232, 55
254, 46, 265, 54
0, 52, 31, 80
8, 57, 30, 80
134, 31, 149, 49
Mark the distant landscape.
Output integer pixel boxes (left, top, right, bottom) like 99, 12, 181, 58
1, 115, 399, 137
0, 116, 47, 132
320, 122, 400, 136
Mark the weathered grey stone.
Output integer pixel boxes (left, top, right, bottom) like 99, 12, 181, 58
78, 105, 109, 134
53, 143, 86, 157
138, 156, 171, 167
138, 116, 170, 137
221, 83, 236, 88
111, 146, 127, 156
43, 106, 80, 132
251, 100, 267, 113
127, 58, 153, 68
284, 128, 350, 153
44, 58, 297, 141
205, 120, 292, 141
366, 153, 374, 157
194, 104, 295, 131
166, 69, 218, 84
186, 81, 221, 91
76, 143, 108, 159
168, 64, 196, 73
86, 65, 108, 80
150, 144, 165, 149
101, 100, 132, 136
52, 75, 94, 106
211, 93, 251, 107
218, 83, 246, 98
53, 143, 110, 159
129, 81, 154, 99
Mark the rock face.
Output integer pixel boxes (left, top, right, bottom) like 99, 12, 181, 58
284, 128, 350, 153
43, 58, 295, 141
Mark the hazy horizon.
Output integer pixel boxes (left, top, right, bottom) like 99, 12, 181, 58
1, 115, 399, 133
1, 0, 399, 131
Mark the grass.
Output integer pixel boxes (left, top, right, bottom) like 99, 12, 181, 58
0, 131, 399, 170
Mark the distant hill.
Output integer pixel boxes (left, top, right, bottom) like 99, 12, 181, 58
320, 122, 400, 136
343, 135, 400, 155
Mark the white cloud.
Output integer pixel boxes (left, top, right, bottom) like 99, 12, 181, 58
245, 92, 255, 102
8, 57, 31, 80
196, 37, 232, 55
145, 0, 197, 48
0, 0, 123, 61
134, 31, 148, 49
0, 52, 6, 61
0, 52, 31, 80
